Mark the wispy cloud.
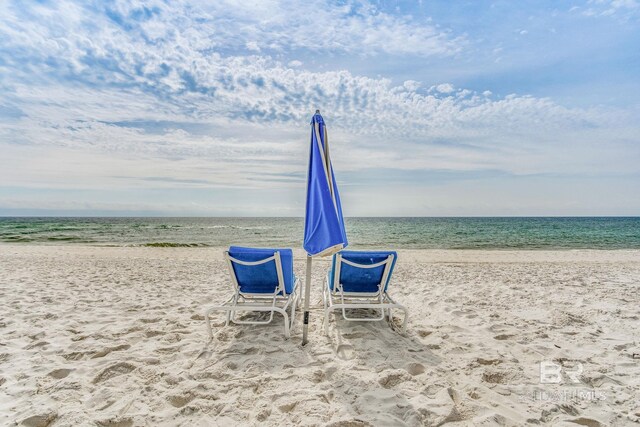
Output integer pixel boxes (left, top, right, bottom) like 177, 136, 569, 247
581, 0, 640, 17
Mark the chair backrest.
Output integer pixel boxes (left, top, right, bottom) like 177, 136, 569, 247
329, 250, 397, 293
226, 246, 295, 295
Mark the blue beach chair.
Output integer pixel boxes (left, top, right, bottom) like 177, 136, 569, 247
323, 250, 408, 334
205, 246, 300, 339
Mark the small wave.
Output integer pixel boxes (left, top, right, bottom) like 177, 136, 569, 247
1, 236, 35, 242
204, 225, 272, 230
141, 242, 210, 247
46, 236, 87, 241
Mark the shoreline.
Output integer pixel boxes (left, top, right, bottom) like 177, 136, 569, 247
4, 242, 640, 251
2, 243, 640, 260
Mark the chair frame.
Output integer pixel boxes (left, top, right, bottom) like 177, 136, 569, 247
205, 250, 301, 339
322, 252, 408, 334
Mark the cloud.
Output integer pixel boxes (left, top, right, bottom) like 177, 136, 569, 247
4, 65, 636, 185
432, 83, 455, 94
402, 80, 421, 91
245, 41, 261, 52
194, 0, 464, 57
581, 0, 640, 17
0, 0, 463, 69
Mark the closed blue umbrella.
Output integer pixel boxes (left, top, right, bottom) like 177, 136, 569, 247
302, 110, 348, 345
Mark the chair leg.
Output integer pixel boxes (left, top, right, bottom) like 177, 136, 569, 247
386, 296, 409, 332
206, 290, 299, 339
228, 294, 239, 325
290, 292, 297, 331
282, 311, 290, 338
205, 309, 213, 339
322, 284, 330, 334
400, 307, 408, 332
324, 309, 331, 335
323, 298, 408, 335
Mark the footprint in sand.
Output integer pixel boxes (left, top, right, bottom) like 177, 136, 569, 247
475, 357, 503, 366
91, 344, 131, 358
19, 410, 58, 427
493, 334, 515, 340
336, 344, 355, 360
417, 329, 433, 338
28, 331, 45, 341
62, 351, 89, 361
568, 417, 604, 427
325, 366, 337, 380
95, 417, 134, 427
341, 332, 366, 339
92, 362, 136, 384
140, 317, 162, 324
167, 392, 195, 408
255, 408, 272, 422
378, 370, 412, 388
48, 368, 73, 379
25, 341, 49, 350
312, 369, 325, 383
481, 368, 512, 384
196, 350, 212, 360
405, 362, 425, 376
325, 419, 374, 427
277, 400, 298, 413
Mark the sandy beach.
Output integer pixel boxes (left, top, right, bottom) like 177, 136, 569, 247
1, 245, 639, 426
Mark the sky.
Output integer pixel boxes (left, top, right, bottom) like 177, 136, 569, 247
0, 0, 639, 217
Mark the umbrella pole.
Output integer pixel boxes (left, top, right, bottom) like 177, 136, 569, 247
302, 255, 312, 345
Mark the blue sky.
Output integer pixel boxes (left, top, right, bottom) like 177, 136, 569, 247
0, 0, 638, 216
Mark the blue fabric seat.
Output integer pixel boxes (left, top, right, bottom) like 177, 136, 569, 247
229, 246, 295, 294
322, 250, 408, 334
205, 246, 300, 339
328, 250, 398, 293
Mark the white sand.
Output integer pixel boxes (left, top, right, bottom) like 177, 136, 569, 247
1, 245, 639, 426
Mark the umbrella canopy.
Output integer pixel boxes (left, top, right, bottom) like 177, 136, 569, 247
302, 111, 348, 345
303, 111, 348, 256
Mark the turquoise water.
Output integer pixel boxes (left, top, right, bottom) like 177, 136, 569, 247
0, 217, 639, 249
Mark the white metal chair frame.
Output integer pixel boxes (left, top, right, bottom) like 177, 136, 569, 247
322, 253, 408, 334
205, 251, 301, 339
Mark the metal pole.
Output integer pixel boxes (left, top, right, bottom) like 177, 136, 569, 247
302, 254, 312, 345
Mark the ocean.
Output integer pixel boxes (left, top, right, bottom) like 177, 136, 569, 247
0, 217, 639, 249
